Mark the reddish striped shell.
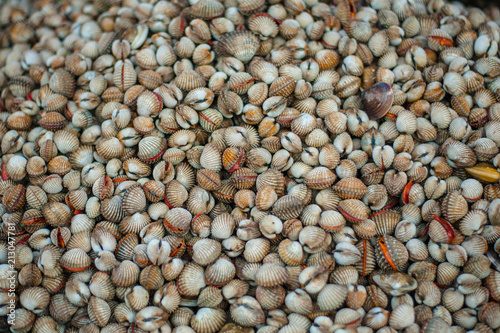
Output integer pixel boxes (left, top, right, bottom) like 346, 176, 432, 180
354, 239, 376, 277
375, 235, 409, 272
338, 199, 370, 223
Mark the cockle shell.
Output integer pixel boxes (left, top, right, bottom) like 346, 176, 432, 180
215, 31, 260, 63
338, 199, 370, 223
375, 235, 409, 272
333, 177, 368, 199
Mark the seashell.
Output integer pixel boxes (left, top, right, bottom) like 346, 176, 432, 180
164, 208, 192, 236
192, 238, 221, 266
113, 60, 137, 92
304, 167, 337, 190
255, 264, 289, 287
200, 143, 222, 172
60, 248, 91, 272
20, 287, 50, 314
375, 235, 409, 272
333, 177, 368, 199
215, 31, 260, 63
361, 83, 394, 120
9, 76, 35, 97
441, 191, 468, 223
39, 112, 68, 131
2, 184, 25, 212
338, 199, 370, 223
49, 69, 75, 98
272, 195, 305, 220
317, 284, 348, 311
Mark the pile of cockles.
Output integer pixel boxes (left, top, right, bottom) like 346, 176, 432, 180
2, 0, 500, 332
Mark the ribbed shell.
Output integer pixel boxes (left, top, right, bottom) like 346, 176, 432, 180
111, 260, 140, 287
338, 199, 370, 223
215, 31, 260, 63
137, 136, 167, 163
49, 69, 75, 98
113, 60, 137, 92
191, 308, 226, 333
317, 284, 348, 311
333, 177, 368, 199
442, 191, 468, 223
164, 207, 192, 236
205, 258, 236, 287
254, 263, 289, 287
375, 235, 409, 271
88, 296, 111, 327
174, 70, 206, 90
192, 238, 221, 266
60, 248, 91, 272
178, 262, 206, 297
272, 195, 304, 220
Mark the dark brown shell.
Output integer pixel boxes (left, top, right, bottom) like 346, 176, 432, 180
361, 82, 394, 120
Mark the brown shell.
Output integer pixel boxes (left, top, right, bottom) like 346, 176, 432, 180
333, 177, 368, 199
361, 82, 394, 120
2, 184, 25, 212
230, 168, 258, 189
215, 31, 260, 63
375, 235, 409, 272
38, 112, 68, 131
272, 195, 305, 220
338, 199, 370, 223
